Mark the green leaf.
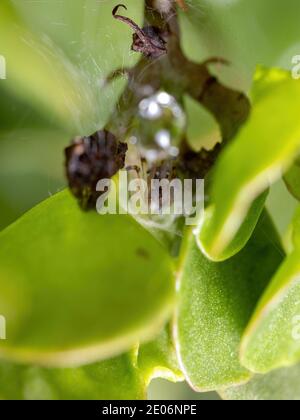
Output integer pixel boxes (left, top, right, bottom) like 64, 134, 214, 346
0, 324, 184, 400
0, 129, 67, 229
11, 0, 141, 72
0, 323, 186, 400
174, 211, 283, 391
0, 351, 146, 400
0, 190, 175, 366
0, 0, 142, 133
184, 95, 221, 151
240, 205, 300, 373
0, 196, 17, 232
284, 158, 300, 201
196, 67, 300, 261
0, 1, 102, 133
266, 179, 298, 243
183, 0, 300, 90
0, 88, 55, 133
221, 363, 300, 400
138, 325, 184, 385
196, 191, 268, 262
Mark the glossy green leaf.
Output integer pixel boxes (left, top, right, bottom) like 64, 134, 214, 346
138, 325, 184, 385
0, 351, 146, 400
221, 363, 300, 400
0, 190, 175, 366
196, 67, 300, 261
240, 206, 300, 373
174, 211, 283, 391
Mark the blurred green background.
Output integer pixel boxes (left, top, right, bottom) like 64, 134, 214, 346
0, 0, 299, 399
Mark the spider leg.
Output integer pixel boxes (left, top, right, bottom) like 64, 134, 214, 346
113, 4, 150, 46
203, 57, 230, 66
104, 68, 131, 86
176, 0, 188, 11
126, 165, 141, 174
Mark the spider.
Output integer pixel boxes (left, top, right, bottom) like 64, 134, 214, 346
126, 159, 179, 232
126, 153, 178, 226
112, 4, 167, 59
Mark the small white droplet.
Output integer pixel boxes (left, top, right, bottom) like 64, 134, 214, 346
157, 91, 172, 106
155, 129, 171, 149
139, 99, 162, 120
169, 146, 179, 157
129, 136, 138, 145
145, 150, 160, 163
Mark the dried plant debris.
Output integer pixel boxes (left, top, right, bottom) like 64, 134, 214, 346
65, 130, 127, 210
179, 141, 222, 180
